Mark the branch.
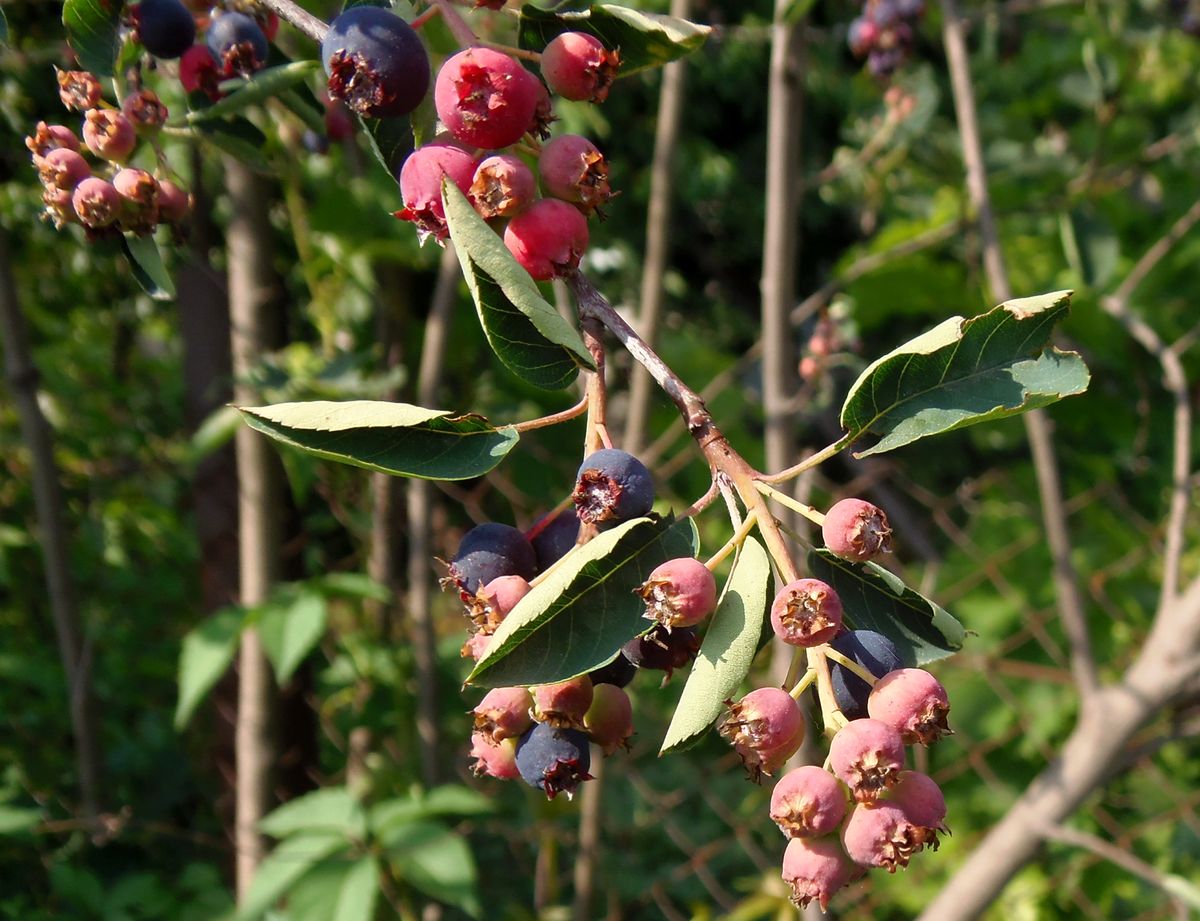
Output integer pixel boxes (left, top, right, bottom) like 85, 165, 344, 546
254, 0, 328, 43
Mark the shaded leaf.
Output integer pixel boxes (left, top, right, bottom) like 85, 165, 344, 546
310, 572, 391, 603
175, 606, 244, 730
260, 787, 366, 839
806, 549, 964, 665
185, 62, 321, 124
258, 591, 327, 685
386, 822, 480, 918
287, 857, 379, 921
443, 182, 594, 390
358, 113, 412, 178
468, 516, 699, 687
369, 786, 493, 838
62, 0, 121, 76
1059, 209, 1118, 288
239, 400, 519, 480
660, 537, 770, 755
840, 291, 1089, 457
0, 806, 41, 835
121, 235, 176, 301
232, 833, 348, 921
197, 118, 272, 173
0, 9, 10, 44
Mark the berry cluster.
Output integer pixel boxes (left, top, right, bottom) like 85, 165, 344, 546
847, 0, 926, 78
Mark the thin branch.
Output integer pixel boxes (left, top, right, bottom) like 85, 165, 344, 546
509, 395, 588, 433
429, 0, 478, 47
254, 0, 328, 43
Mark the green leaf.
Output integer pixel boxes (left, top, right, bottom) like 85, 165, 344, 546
0, 9, 10, 44
806, 549, 964, 666
239, 400, 519, 480
0, 806, 41, 835
358, 114, 412, 178
121, 235, 176, 301
62, 0, 122, 76
197, 118, 272, 173
287, 857, 379, 921
260, 787, 366, 839
386, 822, 480, 918
659, 537, 770, 755
468, 515, 699, 687
310, 573, 391, 603
1059, 209, 1119, 288
840, 291, 1089, 457
369, 786, 493, 837
518, 4, 710, 75
233, 833, 348, 921
258, 591, 327, 685
175, 606, 244, 730
442, 182, 594, 390
185, 62, 322, 124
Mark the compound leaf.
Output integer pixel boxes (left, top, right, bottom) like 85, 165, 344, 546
840, 291, 1089, 457
239, 400, 519, 480
63, 0, 121, 76
660, 537, 770, 755
468, 516, 699, 687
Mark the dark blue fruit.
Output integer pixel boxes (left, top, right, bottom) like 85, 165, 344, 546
449, 523, 537, 596
829, 629, 902, 719
622, 624, 698, 679
206, 11, 269, 76
321, 6, 431, 118
134, 0, 195, 59
572, 448, 654, 526
531, 508, 580, 569
588, 651, 637, 688
515, 722, 592, 799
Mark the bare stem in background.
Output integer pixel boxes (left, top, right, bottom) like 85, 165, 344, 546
254, 0, 328, 42
571, 753, 604, 921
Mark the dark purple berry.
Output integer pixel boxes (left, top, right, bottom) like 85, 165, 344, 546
321, 6, 431, 118
829, 630, 902, 720
530, 508, 580, 569
572, 448, 654, 526
447, 523, 537, 597
515, 722, 592, 799
621, 624, 698, 678
133, 0, 196, 59
588, 651, 637, 688
207, 12, 269, 77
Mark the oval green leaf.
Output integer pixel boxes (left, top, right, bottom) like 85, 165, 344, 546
258, 591, 327, 685
259, 787, 366, 839
288, 856, 379, 921
660, 536, 770, 755
232, 833, 348, 921
442, 182, 594, 391
122, 234, 176, 301
840, 291, 1089, 457
518, 4, 710, 75
239, 400, 519, 480
62, 0, 122, 76
467, 515, 699, 688
175, 606, 244, 730
806, 548, 964, 666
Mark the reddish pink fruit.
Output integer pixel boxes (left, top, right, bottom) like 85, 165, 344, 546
180, 45, 222, 99
42, 185, 78, 228
503, 198, 589, 281
636, 557, 717, 629
473, 686, 533, 743
583, 683, 633, 754
26, 123, 81, 158
37, 148, 91, 191
781, 836, 859, 910
82, 109, 137, 163
884, 770, 948, 845
396, 141, 478, 243
466, 573, 531, 635
769, 765, 848, 838
469, 154, 536, 219
532, 675, 594, 729
868, 668, 951, 745
71, 177, 122, 229
57, 69, 102, 111
718, 687, 805, 780
540, 31, 620, 103
828, 718, 905, 802
528, 78, 555, 140
770, 578, 843, 647
156, 178, 191, 223
112, 168, 159, 234
822, 498, 893, 562
461, 631, 492, 661
470, 731, 520, 780
121, 89, 169, 133
537, 134, 614, 215
842, 801, 927, 871
434, 48, 540, 150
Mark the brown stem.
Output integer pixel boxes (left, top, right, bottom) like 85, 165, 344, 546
510, 395, 588, 433
253, 0, 328, 43
430, 0, 478, 46
571, 752, 604, 921
581, 318, 608, 456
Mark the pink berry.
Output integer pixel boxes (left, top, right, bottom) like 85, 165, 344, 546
434, 48, 539, 150
829, 718, 905, 802
503, 198, 589, 281
112, 168, 160, 234
466, 573, 531, 635
532, 675, 593, 729
884, 770, 948, 844
156, 178, 191, 223
822, 498, 893, 562
780, 836, 859, 910
842, 801, 928, 871
82, 109, 137, 163
583, 683, 633, 754
469, 154, 536, 219
469, 731, 520, 780
636, 556, 717, 629
42, 185, 78, 228
37, 148, 90, 191
57, 69, 102, 111
540, 32, 620, 103
537, 134, 614, 215
461, 631, 492, 661
121, 89, 169, 133
770, 578, 843, 647
472, 686, 533, 743
26, 122, 81, 158
769, 765, 848, 838
718, 686, 805, 780
71, 177, 122, 229
868, 668, 951, 745
396, 141, 479, 244
528, 78, 555, 140
180, 45, 221, 99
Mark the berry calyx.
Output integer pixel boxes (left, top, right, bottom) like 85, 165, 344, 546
537, 134, 615, 215
434, 48, 540, 150
37, 149, 90, 191
828, 718, 905, 802
770, 578, 843, 647
112, 168, 160, 235
56, 70, 101, 111
515, 722, 592, 799
621, 624, 698, 679
540, 31, 620, 103
781, 836, 860, 910
207, 11, 269, 77
572, 448, 654, 525
822, 497, 893, 562
883, 770, 948, 846
121, 89, 169, 134
26, 123, 81, 158
769, 765, 848, 838
867, 667, 951, 745
636, 556, 717, 629
132, 0, 196, 59
531, 675, 593, 729
719, 687, 805, 780
472, 686, 533, 742
503, 198, 589, 281
71, 177, 122, 229
465, 573, 531, 636
842, 801, 926, 871
83, 109, 137, 163
322, 7, 431, 118
469, 154, 536, 219
396, 141, 479, 244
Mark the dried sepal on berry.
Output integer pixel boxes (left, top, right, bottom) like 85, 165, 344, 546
868, 668, 951, 745
828, 718, 905, 802
770, 578, 843, 646
822, 497, 893, 562
718, 687, 805, 781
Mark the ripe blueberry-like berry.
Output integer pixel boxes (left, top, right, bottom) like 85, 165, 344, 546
83, 109, 137, 163
469, 154, 536, 219
57, 70, 102, 111
883, 770, 947, 845
769, 765, 848, 838
156, 178, 191, 223
770, 578, 843, 647
36, 149, 90, 191
434, 48, 540, 150
530, 508, 580, 569
531, 675, 593, 729
588, 651, 637, 688
842, 800, 925, 871
207, 12, 269, 76
515, 721, 592, 799
719, 686, 805, 780
322, 6, 430, 118
538, 134, 614, 214
868, 667, 951, 745
396, 141, 478, 244
636, 557, 717, 629
448, 522, 537, 596
828, 629, 902, 719
470, 731, 520, 780
133, 0, 196, 59
472, 686, 533, 743
572, 448, 653, 525
583, 683, 633, 754
71, 177, 122, 229
828, 718, 905, 802
621, 624, 698, 678
781, 836, 861, 910
503, 198, 589, 281
822, 497, 893, 562
540, 31, 620, 103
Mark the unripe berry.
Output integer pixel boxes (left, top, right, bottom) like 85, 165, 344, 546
112, 167, 159, 235
473, 686, 533, 742
636, 557, 717, 629
532, 675, 593, 729
515, 722, 592, 799
133, 0, 196, 59
847, 16, 879, 56
156, 178, 191, 223
781, 836, 860, 910
26, 123, 81, 158
180, 45, 221, 99
83, 109, 137, 163
884, 770, 947, 844
121, 89, 169, 134
322, 6, 431, 118
769, 765, 848, 838
770, 578, 843, 647
396, 141, 478, 244
434, 48, 539, 150
207, 11, 269, 76
466, 573, 531, 635
572, 448, 653, 525
42, 186, 77, 228
718, 687, 805, 780
528, 78, 555, 140
583, 683, 633, 754
822, 498, 893, 562
56, 70, 102, 111
461, 631, 491, 661
842, 801, 926, 871
447, 522, 537, 597
828, 718, 905, 802
868, 668, 951, 745
71, 177, 122, 229
503, 197, 589, 281
537, 134, 614, 215
470, 731, 520, 780
37, 148, 90, 191
469, 154, 536, 219
540, 31, 620, 103
828, 629, 902, 720
621, 624, 698, 679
